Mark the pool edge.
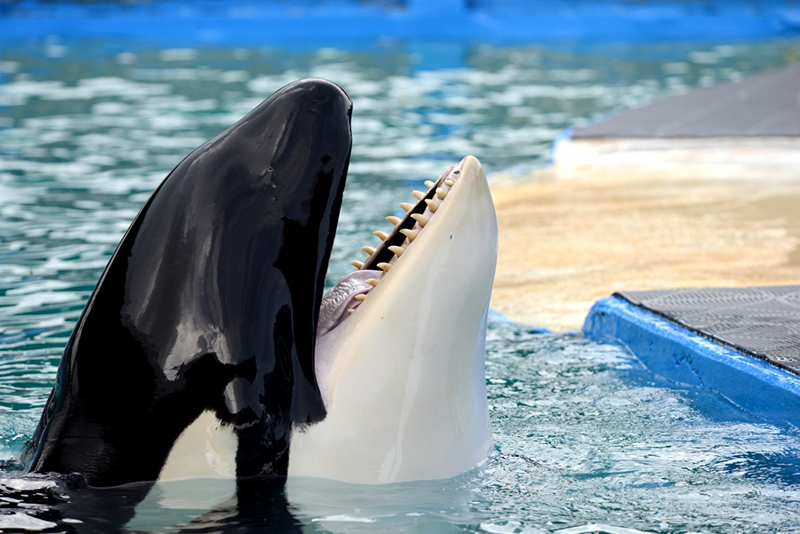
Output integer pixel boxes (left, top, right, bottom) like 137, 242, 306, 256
582, 296, 800, 427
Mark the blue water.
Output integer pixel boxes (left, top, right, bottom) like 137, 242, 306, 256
2, 36, 800, 532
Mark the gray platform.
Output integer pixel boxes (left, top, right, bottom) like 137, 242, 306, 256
573, 63, 800, 138
615, 286, 800, 376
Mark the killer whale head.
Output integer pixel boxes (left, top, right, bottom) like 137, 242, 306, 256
289, 155, 497, 483
22, 78, 353, 487
22, 78, 496, 489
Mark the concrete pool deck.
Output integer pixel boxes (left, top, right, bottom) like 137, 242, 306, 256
490, 160, 800, 331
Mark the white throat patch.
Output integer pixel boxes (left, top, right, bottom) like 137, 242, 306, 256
158, 410, 238, 481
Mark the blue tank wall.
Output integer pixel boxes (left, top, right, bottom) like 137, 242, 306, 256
1, 0, 799, 45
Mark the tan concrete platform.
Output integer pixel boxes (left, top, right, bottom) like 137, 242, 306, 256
489, 140, 800, 331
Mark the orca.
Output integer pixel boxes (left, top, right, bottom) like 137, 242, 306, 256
21, 78, 353, 488
151, 156, 497, 488
21, 78, 497, 489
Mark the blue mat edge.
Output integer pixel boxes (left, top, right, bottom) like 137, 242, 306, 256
583, 296, 800, 427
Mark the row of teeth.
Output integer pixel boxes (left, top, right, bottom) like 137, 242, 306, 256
346, 169, 460, 313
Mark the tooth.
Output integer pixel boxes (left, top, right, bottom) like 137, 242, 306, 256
350, 260, 364, 269
374, 231, 389, 241
386, 216, 402, 225
355, 294, 367, 301
400, 202, 414, 212
425, 199, 439, 212
400, 229, 418, 242
424, 180, 435, 189
362, 246, 376, 255
412, 190, 425, 200
411, 214, 429, 227
377, 262, 392, 272
436, 187, 446, 200
445, 179, 455, 186
348, 308, 356, 314
365, 278, 379, 287
388, 245, 404, 256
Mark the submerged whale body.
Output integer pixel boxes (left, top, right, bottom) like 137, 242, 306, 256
22, 78, 498, 489
22, 79, 353, 487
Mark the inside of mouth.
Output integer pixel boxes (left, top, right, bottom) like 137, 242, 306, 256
317, 161, 462, 337
359, 163, 455, 271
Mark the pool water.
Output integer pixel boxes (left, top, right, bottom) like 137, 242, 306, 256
2, 37, 800, 532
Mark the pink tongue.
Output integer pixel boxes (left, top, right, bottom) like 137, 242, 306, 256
317, 270, 383, 336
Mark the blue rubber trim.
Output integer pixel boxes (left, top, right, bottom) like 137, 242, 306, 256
583, 296, 800, 427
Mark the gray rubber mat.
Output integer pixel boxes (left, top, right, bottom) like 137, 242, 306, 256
615, 286, 800, 375
573, 64, 800, 138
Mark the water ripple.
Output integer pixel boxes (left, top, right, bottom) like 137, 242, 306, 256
1, 36, 800, 532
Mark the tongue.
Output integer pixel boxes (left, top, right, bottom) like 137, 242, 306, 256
317, 270, 383, 336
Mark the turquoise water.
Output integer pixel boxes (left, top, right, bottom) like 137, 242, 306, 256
2, 37, 800, 532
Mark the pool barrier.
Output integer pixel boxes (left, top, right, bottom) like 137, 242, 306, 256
583, 295, 800, 428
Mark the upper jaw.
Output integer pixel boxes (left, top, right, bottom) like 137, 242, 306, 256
316, 155, 481, 337
357, 159, 463, 273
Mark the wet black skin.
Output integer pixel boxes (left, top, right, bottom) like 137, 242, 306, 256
21, 79, 353, 488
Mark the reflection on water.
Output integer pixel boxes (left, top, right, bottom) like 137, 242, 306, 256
1, 37, 800, 532
1, 323, 799, 532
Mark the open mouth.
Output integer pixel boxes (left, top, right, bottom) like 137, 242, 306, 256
317, 158, 466, 337
293, 153, 495, 483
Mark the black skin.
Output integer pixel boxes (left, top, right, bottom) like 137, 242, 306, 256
21, 78, 353, 488
0, 474, 302, 532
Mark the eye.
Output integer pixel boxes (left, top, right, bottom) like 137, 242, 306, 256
46, 398, 57, 419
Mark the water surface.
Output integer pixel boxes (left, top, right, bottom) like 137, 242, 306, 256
1, 37, 800, 532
